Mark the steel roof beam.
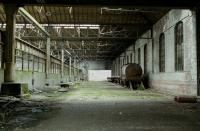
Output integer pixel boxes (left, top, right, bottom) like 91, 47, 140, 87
1, 0, 199, 9
18, 7, 50, 37
21, 36, 135, 41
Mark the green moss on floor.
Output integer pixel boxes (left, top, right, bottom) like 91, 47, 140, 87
10, 81, 200, 131
55, 81, 171, 101
30, 81, 170, 103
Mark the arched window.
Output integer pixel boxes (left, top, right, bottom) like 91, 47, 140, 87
130, 53, 132, 63
175, 21, 184, 71
159, 33, 165, 72
144, 44, 148, 73
138, 48, 140, 65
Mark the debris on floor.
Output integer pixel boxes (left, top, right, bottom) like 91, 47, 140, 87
174, 96, 197, 103
13, 81, 200, 131
58, 88, 69, 92
60, 83, 69, 88
136, 83, 146, 90
0, 96, 60, 130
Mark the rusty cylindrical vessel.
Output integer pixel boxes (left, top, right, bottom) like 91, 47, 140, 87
121, 63, 142, 81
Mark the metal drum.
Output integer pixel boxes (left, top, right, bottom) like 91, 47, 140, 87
120, 63, 143, 89
121, 63, 142, 80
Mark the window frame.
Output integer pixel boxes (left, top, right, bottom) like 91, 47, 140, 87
138, 48, 141, 65
144, 44, 148, 74
174, 21, 184, 71
127, 55, 129, 64
159, 33, 165, 72
130, 53, 132, 63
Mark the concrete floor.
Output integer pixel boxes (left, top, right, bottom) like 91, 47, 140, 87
16, 81, 200, 131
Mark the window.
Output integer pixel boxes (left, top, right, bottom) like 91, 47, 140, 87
28, 54, 34, 71
175, 21, 184, 71
159, 33, 165, 72
127, 56, 129, 63
39, 58, 45, 72
130, 53, 132, 63
16, 50, 23, 70
138, 48, 140, 65
144, 44, 148, 73
23, 52, 29, 71
51, 62, 55, 74
33, 56, 39, 72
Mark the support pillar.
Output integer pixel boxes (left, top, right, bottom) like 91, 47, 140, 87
69, 57, 71, 81
1, 4, 28, 96
4, 4, 18, 82
61, 49, 64, 78
46, 37, 50, 77
78, 69, 79, 80
74, 58, 76, 81
196, 8, 200, 95
115, 60, 118, 76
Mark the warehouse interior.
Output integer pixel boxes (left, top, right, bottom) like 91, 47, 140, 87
0, 0, 200, 130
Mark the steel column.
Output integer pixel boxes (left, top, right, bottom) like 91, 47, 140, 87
3, 4, 18, 82
196, 8, 200, 95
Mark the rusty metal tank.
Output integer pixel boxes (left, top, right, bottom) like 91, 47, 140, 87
121, 63, 142, 80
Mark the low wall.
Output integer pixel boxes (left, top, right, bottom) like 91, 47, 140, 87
0, 69, 69, 91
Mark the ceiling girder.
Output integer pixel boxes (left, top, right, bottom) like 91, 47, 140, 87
18, 7, 50, 36
1, 0, 199, 8
21, 36, 136, 41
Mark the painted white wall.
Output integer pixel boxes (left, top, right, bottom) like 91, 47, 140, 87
112, 9, 197, 96
88, 70, 111, 81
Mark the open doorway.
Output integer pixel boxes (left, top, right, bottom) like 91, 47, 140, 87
88, 70, 111, 81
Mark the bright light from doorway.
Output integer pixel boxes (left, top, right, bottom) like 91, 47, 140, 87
88, 70, 111, 81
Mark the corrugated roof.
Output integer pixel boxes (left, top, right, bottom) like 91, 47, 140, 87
0, 5, 169, 60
